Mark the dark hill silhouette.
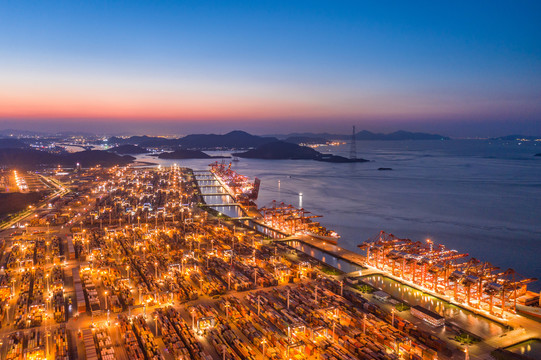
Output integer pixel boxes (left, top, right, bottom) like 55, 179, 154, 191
284, 136, 328, 145
178, 130, 277, 149
0, 149, 134, 168
233, 141, 368, 163
108, 130, 277, 149
108, 144, 148, 154
155, 149, 229, 159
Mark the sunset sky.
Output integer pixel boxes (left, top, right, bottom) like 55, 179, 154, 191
0, 1, 540, 136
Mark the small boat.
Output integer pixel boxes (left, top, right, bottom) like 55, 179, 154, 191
232, 156, 239, 162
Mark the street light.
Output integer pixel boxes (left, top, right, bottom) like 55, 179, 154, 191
254, 269, 257, 288
261, 338, 267, 359
228, 272, 231, 290
363, 313, 367, 334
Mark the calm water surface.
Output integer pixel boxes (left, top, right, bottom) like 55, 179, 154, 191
363, 274, 505, 337
506, 339, 541, 358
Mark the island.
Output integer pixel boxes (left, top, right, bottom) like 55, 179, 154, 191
155, 149, 230, 159
107, 130, 277, 150
108, 144, 149, 154
535, 153, 541, 157
232, 141, 368, 163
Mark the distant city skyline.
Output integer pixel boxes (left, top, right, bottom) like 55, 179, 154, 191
0, 1, 540, 137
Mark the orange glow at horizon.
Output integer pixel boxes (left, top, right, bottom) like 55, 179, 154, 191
0, 88, 502, 122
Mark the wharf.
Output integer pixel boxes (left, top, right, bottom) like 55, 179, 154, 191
279, 234, 368, 269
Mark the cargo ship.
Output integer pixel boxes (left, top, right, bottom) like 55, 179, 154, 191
304, 228, 340, 244
259, 201, 340, 244
209, 161, 260, 204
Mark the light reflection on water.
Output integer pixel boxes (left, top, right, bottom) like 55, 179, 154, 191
363, 274, 505, 338
288, 240, 363, 273
194, 175, 246, 218
507, 339, 541, 358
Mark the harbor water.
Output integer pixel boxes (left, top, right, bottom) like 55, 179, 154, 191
506, 339, 541, 358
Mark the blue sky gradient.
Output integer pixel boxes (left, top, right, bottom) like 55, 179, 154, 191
0, 1, 540, 136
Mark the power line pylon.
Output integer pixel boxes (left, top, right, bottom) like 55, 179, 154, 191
350, 125, 357, 160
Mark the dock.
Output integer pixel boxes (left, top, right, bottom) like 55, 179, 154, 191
279, 234, 368, 268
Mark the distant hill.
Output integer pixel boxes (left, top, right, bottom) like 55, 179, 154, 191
273, 130, 449, 141
108, 144, 148, 154
0, 149, 134, 168
108, 135, 174, 148
155, 149, 229, 159
0, 138, 28, 148
535, 153, 541, 157
108, 130, 277, 150
233, 141, 368, 163
284, 136, 329, 145
178, 130, 277, 149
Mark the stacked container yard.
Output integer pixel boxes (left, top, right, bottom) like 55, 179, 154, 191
118, 315, 145, 360
73, 267, 86, 314
6, 333, 24, 360
157, 307, 212, 360
82, 329, 99, 360
53, 327, 70, 360
132, 315, 163, 360
24, 330, 45, 360
93, 326, 116, 360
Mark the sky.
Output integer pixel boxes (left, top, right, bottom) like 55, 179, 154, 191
0, 0, 540, 136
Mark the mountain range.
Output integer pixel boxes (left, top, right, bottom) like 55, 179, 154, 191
273, 130, 450, 141
107, 130, 277, 149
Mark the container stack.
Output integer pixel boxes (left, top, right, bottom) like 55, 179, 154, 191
119, 315, 145, 360
53, 327, 69, 360
93, 327, 116, 360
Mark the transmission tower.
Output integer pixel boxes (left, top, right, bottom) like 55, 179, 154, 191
349, 125, 357, 159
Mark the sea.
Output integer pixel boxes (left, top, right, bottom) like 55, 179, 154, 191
134, 139, 541, 292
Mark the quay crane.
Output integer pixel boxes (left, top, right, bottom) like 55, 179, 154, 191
359, 232, 536, 315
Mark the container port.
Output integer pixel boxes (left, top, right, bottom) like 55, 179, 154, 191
0, 164, 538, 360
